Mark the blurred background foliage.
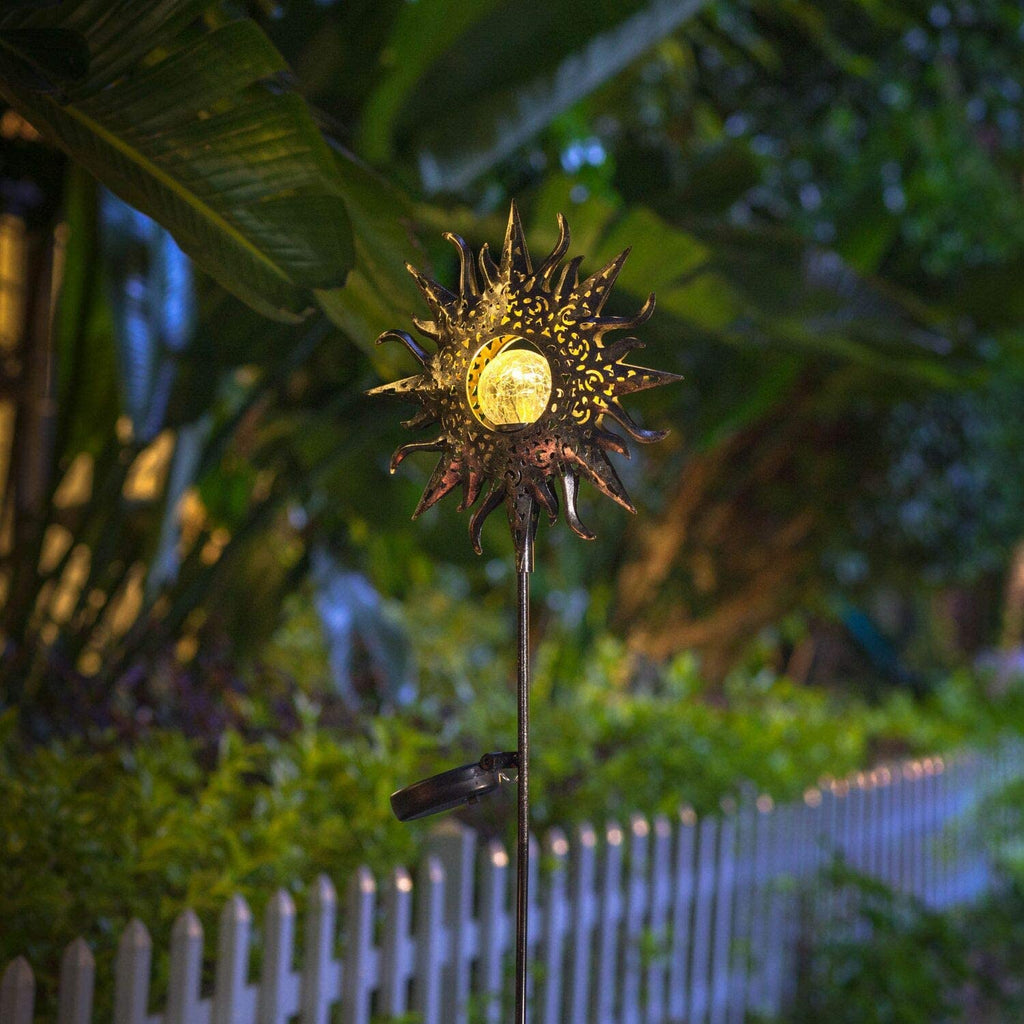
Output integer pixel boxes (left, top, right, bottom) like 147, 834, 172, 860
1, 0, 1023, 729
2, 0, 1024, 1015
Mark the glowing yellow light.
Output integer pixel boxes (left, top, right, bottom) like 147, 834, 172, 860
477, 347, 551, 428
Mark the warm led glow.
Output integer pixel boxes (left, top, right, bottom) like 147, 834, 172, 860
476, 347, 551, 428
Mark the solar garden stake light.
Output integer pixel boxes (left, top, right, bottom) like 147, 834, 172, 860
372, 202, 680, 1023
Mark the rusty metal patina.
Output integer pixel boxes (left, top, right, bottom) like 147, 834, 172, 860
370, 201, 681, 568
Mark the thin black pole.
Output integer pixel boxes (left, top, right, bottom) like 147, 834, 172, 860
514, 568, 530, 1024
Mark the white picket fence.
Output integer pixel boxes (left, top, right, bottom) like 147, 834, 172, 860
2, 744, 1019, 1024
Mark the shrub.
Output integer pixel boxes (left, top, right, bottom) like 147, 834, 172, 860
0, 710, 433, 1019
2, 630, 1020, 1018
791, 865, 1024, 1024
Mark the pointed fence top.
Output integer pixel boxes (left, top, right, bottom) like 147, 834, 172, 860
120, 919, 153, 951
61, 938, 95, 970
172, 908, 203, 940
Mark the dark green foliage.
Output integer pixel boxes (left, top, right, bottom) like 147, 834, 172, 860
445, 646, 1018, 827
0, 709, 432, 1019
0, 1, 356, 320
791, 866, 1024, 1024
852, 373, 1024, 587
974, 772, 1024, 886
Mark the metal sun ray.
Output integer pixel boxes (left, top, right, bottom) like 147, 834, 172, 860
369, 201, 682, 569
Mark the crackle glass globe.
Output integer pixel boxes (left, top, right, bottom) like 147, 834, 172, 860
477, 347, 552, 428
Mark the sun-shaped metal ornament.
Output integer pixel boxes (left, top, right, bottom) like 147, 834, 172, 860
369, 201, 681, 569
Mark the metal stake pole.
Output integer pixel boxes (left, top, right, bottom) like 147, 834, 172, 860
514, 567, 530, 1024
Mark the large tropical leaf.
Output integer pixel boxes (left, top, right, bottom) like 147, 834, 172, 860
315, 150, 426, 368
526, 176, 957, 387
0, 0, 354, 320
360, 0, 711, 193
356, 0, 502, 166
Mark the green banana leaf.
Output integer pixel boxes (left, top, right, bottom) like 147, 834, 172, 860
315, 150, 426, 369
0, 0, 355, 321
356, 0, 502, 165
362, 0, 711, 193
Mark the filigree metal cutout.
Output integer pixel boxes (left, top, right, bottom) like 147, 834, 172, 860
369, 201, 681, 569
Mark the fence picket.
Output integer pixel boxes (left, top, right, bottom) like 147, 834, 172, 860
837, 778, 854, 867
301, 875, 337, 1024
688, 814, 719, 1024
341, 867, 376, 1024
378, 868, 414, 1019
895, 763, 910, 891
666, 807, 697, 1022
942, 760, 956, 898
594, 820, 624, 1023
940, 759, 954, 906
867, 777, 883, 880
933, 763, 945, 901
57, 938, 94, 1024
960, 755, 973, 902
726, 802, 757, 1024
853, 777, 870, 875
971, 754, 990, 899
526, 833, 541, 1013
852, 779, 874, 942
476, 840, 509, 1024
746, 798, 776, 1017
620, 815, 649, 1024
818, 784, 839, 927
914, 762, 927, 894
937, 758, 953, 907
0, 958, 34, 1024
413, 855, 445, 1024
430, 822, 475, 1024
780, 800, 813, 1010
925, 762, 940, 905
871, 773, 886, 885
801, 789, 826, 935
709, 811, 737, 1024
259, 889, 297, 1024
954, 757, 970, 901
770, 803, 800, 1013
566, 823, 597, 1024
540, 829, 569, 1024
166, 909, 204, 1024
644, 814, 672, 1024
934, 760, 948, 906
952, 757, 968, 903
213, 895, 253, 1024
950, 756, 965, 902
883, 770, 898, 887
918, 764, 931, 903
114, 919, 152, 1024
